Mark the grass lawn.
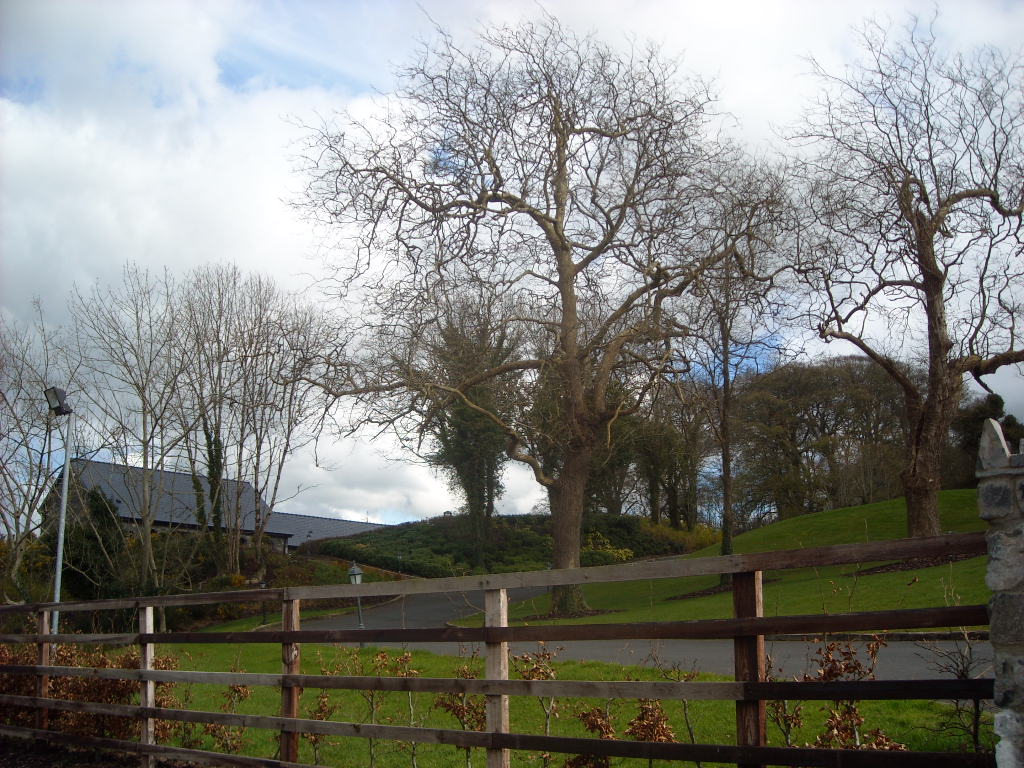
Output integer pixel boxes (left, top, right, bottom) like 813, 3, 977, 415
472, 490, 988, 627
159, 641, 993, 767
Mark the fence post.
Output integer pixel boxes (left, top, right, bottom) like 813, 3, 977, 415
977, 419, 1024, 767
34, 610, 50, 732
732, 570, 765, 768
138, 606, 155, 768
485, 588, 510, 768
280, 598, 301, 763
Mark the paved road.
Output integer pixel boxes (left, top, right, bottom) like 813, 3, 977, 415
302, 589, 992, 680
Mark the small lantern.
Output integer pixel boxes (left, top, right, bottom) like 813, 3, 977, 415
348, 563, 364, 585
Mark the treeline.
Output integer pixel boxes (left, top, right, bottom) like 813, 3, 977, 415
579, 357, 1022, 537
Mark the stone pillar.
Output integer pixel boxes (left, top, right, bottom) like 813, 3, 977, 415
977, 418, 1024, 767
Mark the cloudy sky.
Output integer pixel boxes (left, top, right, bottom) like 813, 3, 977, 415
3, 0, 1022, 524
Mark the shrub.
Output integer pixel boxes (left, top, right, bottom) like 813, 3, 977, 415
0, 641, 179, 741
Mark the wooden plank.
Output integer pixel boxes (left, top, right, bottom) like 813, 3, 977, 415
0, 693, 494, 748
0, 666, 994, 702
0, 601, 988, 648
279, 598, 300, 764
0, 588, 287, 616
138, 606, 155, 768
283, 531, 987, 602
0, 725, 321, 768
0, 633, 136, 645
744, 679, 995, 701
0, 696, 994, 767
485, 588, 509, 768
118, 603, 987, 646
0, 532, 985, 615
33, 611, 50, 733
493, 731, 995, 767
733, 570, 766, 768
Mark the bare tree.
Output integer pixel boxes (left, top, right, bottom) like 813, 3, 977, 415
228, 289, 329, 568
176, 264, 328, 574
69, 265, 196, 594
299, 17, 741, 613
682, 158, 792, 556
0, 308, 76, 602
791, 17, 1024, 536
175, 265, 241, 569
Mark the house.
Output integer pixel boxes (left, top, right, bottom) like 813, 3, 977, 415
69, 459, 384, 552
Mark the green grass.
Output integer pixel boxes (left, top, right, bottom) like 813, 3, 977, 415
159, 641, 992, 766
468, 489, 988, 627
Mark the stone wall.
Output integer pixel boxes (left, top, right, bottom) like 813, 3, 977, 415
977, 418, 1024, 767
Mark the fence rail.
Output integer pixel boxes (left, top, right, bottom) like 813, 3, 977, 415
0, 531, 987, 616
0, 531, 994, 767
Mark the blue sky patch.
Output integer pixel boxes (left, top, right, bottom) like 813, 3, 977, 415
216, 39, 362, 94
0, 75, 44, 104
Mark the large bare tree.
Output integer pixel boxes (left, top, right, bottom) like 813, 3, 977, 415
792, 18, 1024, 537
299, 17, 741, 612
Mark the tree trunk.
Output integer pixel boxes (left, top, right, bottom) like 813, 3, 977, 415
548, 446, 592, 616
647, 472, 662, 526
719, 315, 734, 561
664, 482, 682, 530
901, 417, 947, 538
902, 475, 942, 537
900, 361, 959, 538
718, 311, 735, 586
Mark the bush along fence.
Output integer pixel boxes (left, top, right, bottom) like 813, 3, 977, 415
1, 425, 1020, 767
977, 418, 1024, 766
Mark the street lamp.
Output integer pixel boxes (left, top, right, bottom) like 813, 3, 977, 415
259, 581, 268, 626
348, 562, 365, 647
43, 386, 73, 634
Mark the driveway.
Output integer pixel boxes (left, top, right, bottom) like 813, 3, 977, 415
301, 588, 992, 680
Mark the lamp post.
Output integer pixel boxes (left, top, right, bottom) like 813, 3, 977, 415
259, 581, 268, 626
348, 562, 365, 648
43, 387, 73, 634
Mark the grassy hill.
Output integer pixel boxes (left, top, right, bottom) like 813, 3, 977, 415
310, 489, 987, 627
308, 511, 718, 577
495, 488, 988, 625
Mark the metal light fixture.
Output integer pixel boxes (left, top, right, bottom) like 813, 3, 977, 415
43, 386, 74, 634
44, 387, 72, 416
348, 562, 365, 642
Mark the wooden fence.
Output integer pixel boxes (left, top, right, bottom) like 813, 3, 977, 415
0, 531, 995, 767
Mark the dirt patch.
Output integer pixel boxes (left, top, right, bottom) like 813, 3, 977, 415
849, 552, 979, 577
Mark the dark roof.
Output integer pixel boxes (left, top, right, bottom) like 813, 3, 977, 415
264, 511, 385, 546
71, 459, 384, 547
